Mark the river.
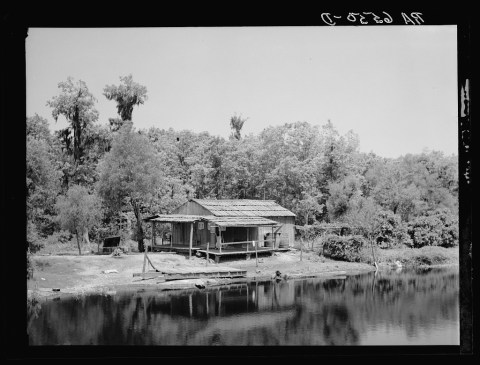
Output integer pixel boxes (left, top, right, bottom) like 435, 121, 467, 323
27, 267, 459, 346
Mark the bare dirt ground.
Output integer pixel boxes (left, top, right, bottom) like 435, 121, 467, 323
28, 246, 458, 300
27, 249, 375, 298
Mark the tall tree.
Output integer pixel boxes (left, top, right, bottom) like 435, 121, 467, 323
47, 77, 99, 164
103, 74, 148, 124
229, 113, 247, 140
55, 185, 103, 255
27, 134, 62, 235
96, 122, 162, 252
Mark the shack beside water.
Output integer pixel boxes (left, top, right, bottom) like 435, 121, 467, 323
143, 199, 296, 262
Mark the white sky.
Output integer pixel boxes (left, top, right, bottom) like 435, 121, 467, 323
26, 26, 458, 158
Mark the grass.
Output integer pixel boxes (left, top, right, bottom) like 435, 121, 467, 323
296, 237, 458, 268
362, 245, 458, 268
36, 236, 138, 256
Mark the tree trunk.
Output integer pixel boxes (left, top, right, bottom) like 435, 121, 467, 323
82, 227, 91, 253
75, 228, 82, 256
132, 200, 145, 252
370, 237, 378, 270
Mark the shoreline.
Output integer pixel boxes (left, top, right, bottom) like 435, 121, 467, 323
27, 249, 458, 301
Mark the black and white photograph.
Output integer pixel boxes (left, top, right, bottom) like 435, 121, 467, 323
4, 10, 471, 356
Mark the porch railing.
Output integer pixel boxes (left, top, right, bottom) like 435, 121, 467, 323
217, 239, 276, 253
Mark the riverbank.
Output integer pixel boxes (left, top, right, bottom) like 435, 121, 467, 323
27, 247, 458, 300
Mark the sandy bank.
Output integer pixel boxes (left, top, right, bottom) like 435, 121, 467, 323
28, 250, 375, 298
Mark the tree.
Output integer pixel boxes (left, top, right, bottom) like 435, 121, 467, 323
55, 185, 103, 255
229, 113, 247, 140
406, 208, 458, 248
342, 197, 382, 268
103, 74, 148, 124
96, 122, 162, 252
325, 174, 363, 221
27, 134, 62, 236
47, 77, 99, 164
26, 114, 51, 142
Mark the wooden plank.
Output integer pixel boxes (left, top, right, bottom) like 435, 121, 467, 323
196, 248, 276, 256
189, 222, 193, 259
133, 272, 165, 278
163, 272, 247, 281
206, 241, 209, 266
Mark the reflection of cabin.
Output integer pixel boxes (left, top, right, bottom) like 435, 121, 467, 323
143, 199, 296, 262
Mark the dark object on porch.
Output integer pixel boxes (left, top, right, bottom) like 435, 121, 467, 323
101, 236, 121, 254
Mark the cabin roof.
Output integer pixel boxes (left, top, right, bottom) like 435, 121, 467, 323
144, 214, 204, 223
205, 216, 279, 227
144, 214, 279, 227
190, 199, 296, 217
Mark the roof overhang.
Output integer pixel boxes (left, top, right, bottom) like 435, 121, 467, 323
143, 214, 204, 223
144, 214, 279, 227
202, 216, 279, 227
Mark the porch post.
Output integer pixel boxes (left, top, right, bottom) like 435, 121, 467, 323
206, 241, 209, 267
189, 222, 193, 259
152, 221, 156, 246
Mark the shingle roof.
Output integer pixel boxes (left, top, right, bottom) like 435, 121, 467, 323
143, 214, 279, 227
204, 216, 279, 227
143, 214, 204, 223
192, 199, 296, 217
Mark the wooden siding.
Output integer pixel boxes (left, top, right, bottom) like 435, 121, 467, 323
266, 216, 295, 246
172, 201, 214, 216
172, 221, 218, 247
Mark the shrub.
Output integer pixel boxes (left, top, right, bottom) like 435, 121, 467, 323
322, 234, 366, 262
27, 249, 34, 280
406, 208, 458, 248
27, 220, 44, 253
373, 211, 411, 248
43, 230, 72, 245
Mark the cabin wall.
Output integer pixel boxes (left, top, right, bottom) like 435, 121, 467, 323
171, 201, 213, 216
170, 200, 295, 247
266, 216, 295, 247
172, 221, 212, 247
221, 227, 261, 248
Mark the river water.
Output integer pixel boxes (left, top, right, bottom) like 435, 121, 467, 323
27, 267, 459, 346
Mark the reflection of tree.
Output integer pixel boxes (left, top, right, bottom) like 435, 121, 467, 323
322, 304, 359, 345
28, 269, 459, 345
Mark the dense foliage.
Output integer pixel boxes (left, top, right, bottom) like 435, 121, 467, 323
322, 235, 366, 262
26, 76, 459, 254
406, 208, 459, 248
55, 185, 103, 255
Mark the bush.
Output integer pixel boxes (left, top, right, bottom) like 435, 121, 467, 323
27, 249, 34, 279
373, 211, 411, 248
322, 234, 366, 262
27, 220, 44, 253
406, 208, 458, 248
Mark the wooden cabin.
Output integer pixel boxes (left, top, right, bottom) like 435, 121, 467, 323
143, 199, 296, 261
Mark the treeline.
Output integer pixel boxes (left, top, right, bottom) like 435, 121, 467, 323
26, 75, 459, 255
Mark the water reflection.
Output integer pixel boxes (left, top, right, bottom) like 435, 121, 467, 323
28, 268, 459, 345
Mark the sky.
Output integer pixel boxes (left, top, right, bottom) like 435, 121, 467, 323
26, 26, 458, 158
